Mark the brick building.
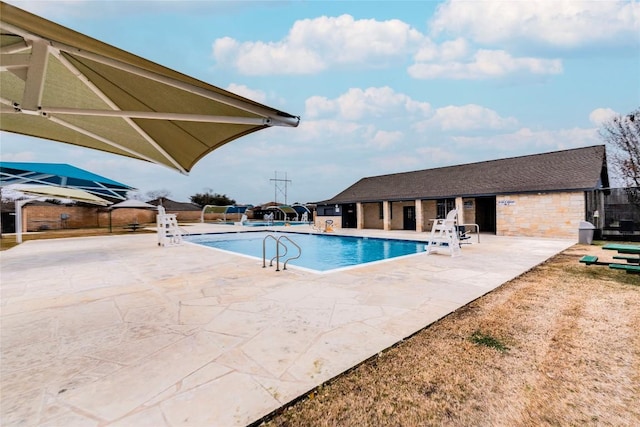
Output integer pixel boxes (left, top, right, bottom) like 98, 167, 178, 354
2, 198, 202, 233
315, 145, 610, 240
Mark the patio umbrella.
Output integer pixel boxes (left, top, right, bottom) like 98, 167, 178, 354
0, 161, 133, 201
0, 2, 300, 174
14, 185, 111, 243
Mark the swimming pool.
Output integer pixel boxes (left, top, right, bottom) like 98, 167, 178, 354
185, 231, 425, 273
244, 221, 308, 227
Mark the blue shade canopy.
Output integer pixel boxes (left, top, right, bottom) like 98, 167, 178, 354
0, 161, 133, 200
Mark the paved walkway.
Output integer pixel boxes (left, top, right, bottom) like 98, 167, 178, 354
0, 225, 575, 426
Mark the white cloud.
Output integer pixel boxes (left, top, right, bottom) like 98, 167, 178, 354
415, 146, 459, 165
234, 41, 326, 75
225, 83, 267, 104
0, 150, 37, 162
212, 14, 423, 75
589, 108, 618, 126
212, 11, 568, 80
430, 0, 640, 48
369, 153, 426, 172
305, 87, 431, 120
409, 48, 562, 80
369, 130, 404, 149
305, 95, 338, 119
414, 37, 469, 62
415, 104, 518, 132
451, 127, 600, 152
293, 119, 364, 143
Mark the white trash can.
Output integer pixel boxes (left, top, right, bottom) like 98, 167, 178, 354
578, 221, 595, 244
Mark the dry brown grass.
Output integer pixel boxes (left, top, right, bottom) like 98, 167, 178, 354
261, 244, 640, 427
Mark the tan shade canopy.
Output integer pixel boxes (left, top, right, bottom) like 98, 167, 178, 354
17, 185, 112, 206
0, 2, 299, 174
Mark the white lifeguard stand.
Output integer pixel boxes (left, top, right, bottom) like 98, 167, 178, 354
425, 209, 461, 257
156, 206, 183, 247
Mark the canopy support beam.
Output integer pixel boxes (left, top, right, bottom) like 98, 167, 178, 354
38, 107, 274, 125
21, 39, 49, 111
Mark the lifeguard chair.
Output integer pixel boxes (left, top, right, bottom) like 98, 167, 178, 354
425, 209, 461, 257
156, 206, 183, 247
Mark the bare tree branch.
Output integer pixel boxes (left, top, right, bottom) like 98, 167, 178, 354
599, 108, 640, 207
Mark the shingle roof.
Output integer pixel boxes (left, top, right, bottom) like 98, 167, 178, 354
322, 145, 608, 204
147, 198, 201, 211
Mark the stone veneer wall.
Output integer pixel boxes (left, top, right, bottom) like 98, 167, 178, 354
496, 191, 585, 239
389, 201, 413, 230
461, 198, 477, 226
362, 203, 383, 229
421, 200, 437, 231
315, 215, 342, 230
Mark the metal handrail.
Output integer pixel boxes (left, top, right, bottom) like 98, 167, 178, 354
278, 235, 301, 270
262, 233, 302, 271
271, 240, 288, 268
262, 234, 278, 268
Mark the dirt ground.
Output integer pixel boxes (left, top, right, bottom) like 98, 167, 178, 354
260, 244, 640, 426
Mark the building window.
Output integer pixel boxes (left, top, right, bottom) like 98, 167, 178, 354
436, 198, 455, 218
317, 206, 335, 216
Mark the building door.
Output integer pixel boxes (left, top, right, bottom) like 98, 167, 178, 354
403, 206, 416, 230
342, 203, 357, 228
475, 196, 496, 233
1, 212, 16, 233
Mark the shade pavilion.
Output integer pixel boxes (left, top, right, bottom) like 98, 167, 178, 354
13, 185, 111, 243
0, 2, 299, 174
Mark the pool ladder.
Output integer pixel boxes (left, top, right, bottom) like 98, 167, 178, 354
262, 234, 301, 271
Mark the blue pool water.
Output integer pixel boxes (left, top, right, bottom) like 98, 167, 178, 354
185, 231, 425, 272
244, 221, 308, 227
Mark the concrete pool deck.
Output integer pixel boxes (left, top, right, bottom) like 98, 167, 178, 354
0, 224, 575, 426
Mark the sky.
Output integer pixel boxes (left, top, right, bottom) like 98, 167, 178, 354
1, 0, 639, 205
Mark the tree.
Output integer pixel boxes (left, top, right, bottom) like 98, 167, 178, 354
190, 190, 236, 208
146, 189, 172, 201
600, 108, 640, 207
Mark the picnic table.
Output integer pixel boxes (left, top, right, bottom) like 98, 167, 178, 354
603, 244, 640, 260
602, 243, 640, 274
124, 223, 142, 232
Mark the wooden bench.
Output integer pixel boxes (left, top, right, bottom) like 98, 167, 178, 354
609, 263, 640, 274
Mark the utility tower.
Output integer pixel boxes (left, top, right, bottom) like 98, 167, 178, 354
270, 171, 291, 205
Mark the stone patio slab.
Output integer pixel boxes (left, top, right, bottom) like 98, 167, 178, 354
0, 224, 574, 426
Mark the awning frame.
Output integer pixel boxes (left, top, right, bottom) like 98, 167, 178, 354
0, 5, 300, 173
1, 170, 128, 201
0, 162, 134, 201
1, 20, 299, 127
